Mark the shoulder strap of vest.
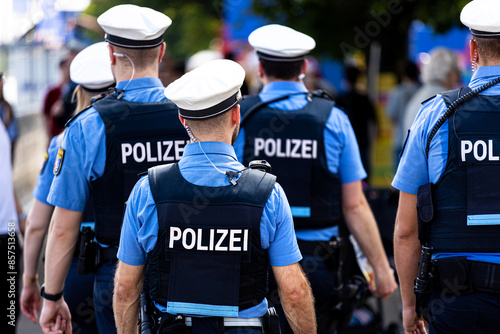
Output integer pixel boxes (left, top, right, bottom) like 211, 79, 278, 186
93, 92, 177, 120
240, 89, 335, 127
148, 163, 177, 205
148, 163, 277, 207
425, 77, 500, 157
440, 88, 470, 108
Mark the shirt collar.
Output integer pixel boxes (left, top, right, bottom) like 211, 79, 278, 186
115, 77, 164, 92
261, 81, 308, 95
183, 141, 238, 161
470, 66, 500, 89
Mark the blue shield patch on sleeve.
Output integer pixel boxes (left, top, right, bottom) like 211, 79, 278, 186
53, 148, 65, 175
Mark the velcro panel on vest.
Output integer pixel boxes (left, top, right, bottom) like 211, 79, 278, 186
242, 96, 342, 229
148, 163, 275, 315
91, 94, 188, 246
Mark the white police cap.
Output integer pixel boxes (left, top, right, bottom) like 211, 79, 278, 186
165, 59, 245, 120
461, 0, 500, 38
97, 4, 172, 49
248, 24, 316, 62
70, 42, 114, 92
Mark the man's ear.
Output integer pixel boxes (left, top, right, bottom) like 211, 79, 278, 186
178, 114, 186, 127
232, 104, 241, 125
158, 42, 166, 63
302, 59, 308, 76
108, 45, 117, 65
470, 39, 479, 65
258, 62, 264, 79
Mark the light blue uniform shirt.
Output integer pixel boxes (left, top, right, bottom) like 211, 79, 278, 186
47, 78, 167, 211
34, 134, 94, 229
392, 65, 500, 264
118, 141, 302, 318
33, 135, 61, 205
234, 81, 366, 241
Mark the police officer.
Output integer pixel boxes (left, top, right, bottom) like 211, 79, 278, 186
39, 5, 188, 334
393, 1, 500, 333
114, 59, 316, 334
234, 24, 397, 332
21, 42, 114, 333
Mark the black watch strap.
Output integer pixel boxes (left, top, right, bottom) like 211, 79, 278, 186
40, 284, 63, 301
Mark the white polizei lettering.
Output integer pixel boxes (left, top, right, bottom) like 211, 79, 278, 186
312, 140, 317, 159
157, 141, 163, 162
163, 141, 174, 161
254, 138, 265, 156
461, 140, 473, 161
291, 139, 301, 158
229, 229, 242, 251
175, 140, 186, 160
474, 140, 487, 161
276, 139, 286, 157
286, 139, 291, 158
121, 143, 133, 164
169, 227, 182, 249
197, 228, 208, 250
146, 142, 157, 162
215, 229, 228, 251
243, 230, 248, 252
133, 143, 146, 163
489, 140, 499, 161
264, 138, 276, 157
209, 229, 214, 251
302, 139, 312, 159
182, 228, 196, 249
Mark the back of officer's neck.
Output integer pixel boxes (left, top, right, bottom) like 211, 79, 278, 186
194, 137, 232, 145
114, 66, 159, 83
262, 76, 300, 86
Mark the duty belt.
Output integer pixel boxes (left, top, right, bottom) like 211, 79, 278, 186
184, 317, 262, 328
434, 257, 500, 295
97, 245, 118, 264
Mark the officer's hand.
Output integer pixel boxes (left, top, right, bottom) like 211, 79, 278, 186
402, 306, 427, 334
20, 281, 41, 323
370, 266, 398, 300
40, 298, 72, 334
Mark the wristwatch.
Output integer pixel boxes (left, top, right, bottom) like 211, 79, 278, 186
40, 284, 63, 301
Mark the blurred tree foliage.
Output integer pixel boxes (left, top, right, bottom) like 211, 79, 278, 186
252, 0, 470, 70
85, 0, 223, 62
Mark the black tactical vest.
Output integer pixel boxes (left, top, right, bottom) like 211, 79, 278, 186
431, 89, 500, 252
90, 93, 189, 246
147, 163, 275, 317
240, 94, 342, 229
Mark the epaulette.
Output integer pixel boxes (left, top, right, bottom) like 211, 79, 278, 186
64, 105, 93, 127
421, 95, 437, 106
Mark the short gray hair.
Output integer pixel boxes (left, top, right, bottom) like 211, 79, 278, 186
421, 47, 459, 85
